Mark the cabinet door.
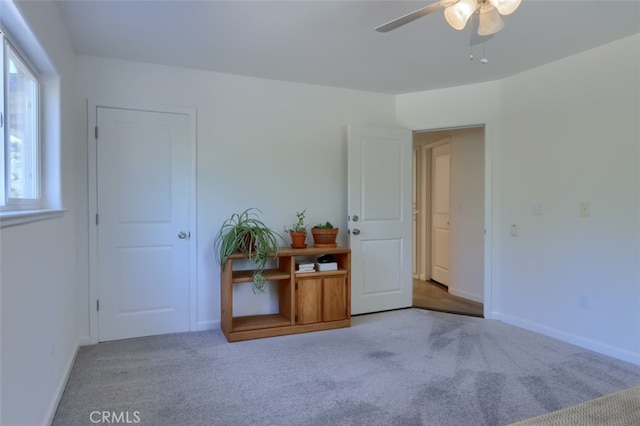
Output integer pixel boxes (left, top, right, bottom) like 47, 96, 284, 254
297, 278, 322, 324
322, 276, 347, 322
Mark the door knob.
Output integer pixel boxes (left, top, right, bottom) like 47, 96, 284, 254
178, 231, 188, 239
352, 228, 360, 235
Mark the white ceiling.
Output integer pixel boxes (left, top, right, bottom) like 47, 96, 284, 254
55, 0, 640, 94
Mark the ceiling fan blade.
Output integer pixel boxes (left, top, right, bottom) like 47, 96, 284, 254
468, 13, 494, 46
375, 0, 459, 33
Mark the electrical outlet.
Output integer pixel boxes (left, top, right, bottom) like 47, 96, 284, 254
510, 224, 518, 237
578, 295, 590, 310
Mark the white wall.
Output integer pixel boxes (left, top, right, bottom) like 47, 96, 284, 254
449, 127, 484, 302
496, 34, 640, 362
397, 34, 640, 364
0, 1, 81, 425
2, 5, 638, 424
75, 56, 397, 332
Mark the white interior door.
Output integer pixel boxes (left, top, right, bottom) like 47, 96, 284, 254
431, 143, 450, 285
96, 107, 191, 342
412, 148, 419, 279
348, 126, 413, 315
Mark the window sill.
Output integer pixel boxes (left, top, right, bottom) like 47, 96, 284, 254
0, 209, 67, 228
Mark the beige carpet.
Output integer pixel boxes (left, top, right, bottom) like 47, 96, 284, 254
54, 309, 640, 425
510, 385, 640, 425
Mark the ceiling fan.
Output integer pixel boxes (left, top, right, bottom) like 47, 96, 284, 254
375, 0, 522, 45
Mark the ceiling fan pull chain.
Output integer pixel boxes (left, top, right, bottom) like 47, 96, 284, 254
481, 42, 489, 64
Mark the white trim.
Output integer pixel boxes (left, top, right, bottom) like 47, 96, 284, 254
87, 100, 197, 344
423, 137, 450, 150
0, 208, 66, 228
77, 336, 92, 347
0, 25, 40, 77
483, 122, 494, 319
44, 340, 80, 426
197, 320, 220, 332
88, 101, 98, 343
448, 287, 483, 304
496, 313, 640, 366
187, 108, 198, 333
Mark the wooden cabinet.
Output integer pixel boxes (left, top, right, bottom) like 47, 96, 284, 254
296, 274, 348, 324
221, 247, 350, 342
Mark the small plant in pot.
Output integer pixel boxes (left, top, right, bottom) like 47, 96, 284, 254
284, 208, 307, 249
214, 208, 284, 294
311, 221, 339, 248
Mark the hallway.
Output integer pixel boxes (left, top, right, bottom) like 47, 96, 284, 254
413, 279, 483, 317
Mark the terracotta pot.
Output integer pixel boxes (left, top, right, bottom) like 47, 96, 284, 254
289, 231, 307, 249
311, 228, 338, 248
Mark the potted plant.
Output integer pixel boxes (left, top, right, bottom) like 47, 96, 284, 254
214, 208, 284, 293
284, 208, 307, 249
311, 221, 339, 248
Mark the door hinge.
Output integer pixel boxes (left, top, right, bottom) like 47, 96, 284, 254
96, 299, 100, 311
95, 126, 98, 139
95, 213, 99, 225
0, 112, 3, 128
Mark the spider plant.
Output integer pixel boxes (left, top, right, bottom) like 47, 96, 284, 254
214, 208, 284, 293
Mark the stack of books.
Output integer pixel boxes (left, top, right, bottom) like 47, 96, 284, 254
295, 262, 315, 274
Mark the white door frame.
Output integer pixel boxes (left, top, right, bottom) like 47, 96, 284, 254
87, 100, 197, 344
413, 123, 493, 319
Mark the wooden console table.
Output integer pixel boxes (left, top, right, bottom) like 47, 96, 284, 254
220, 246, 351, 342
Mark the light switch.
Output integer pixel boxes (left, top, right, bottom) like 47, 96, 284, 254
580, 202, 590, 217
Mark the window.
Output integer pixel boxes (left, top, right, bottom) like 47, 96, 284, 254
0, 30, 40, 211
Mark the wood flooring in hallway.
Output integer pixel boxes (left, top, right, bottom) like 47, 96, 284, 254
413, 279, 483, 317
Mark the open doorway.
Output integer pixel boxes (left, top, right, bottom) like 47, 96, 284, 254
412, 127, 485, 317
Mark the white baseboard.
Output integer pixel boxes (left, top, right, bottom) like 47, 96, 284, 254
448, 287, 483, 303
197, 320, 220, 331
45, 339, 81, 426
495, 313, 640, 366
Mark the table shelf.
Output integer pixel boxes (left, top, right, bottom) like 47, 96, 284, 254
221, 247, 351, 342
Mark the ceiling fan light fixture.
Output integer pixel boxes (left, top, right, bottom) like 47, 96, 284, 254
488, 0, 521, 15
478, 6, 505, 35
444, 0, 478, 30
